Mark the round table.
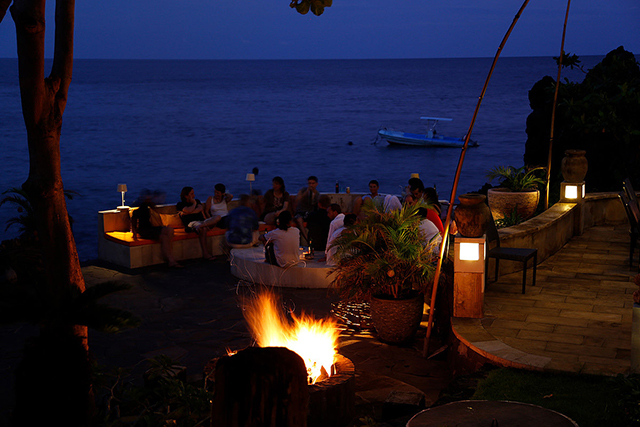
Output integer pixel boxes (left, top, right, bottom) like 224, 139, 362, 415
407, 400, 578, 427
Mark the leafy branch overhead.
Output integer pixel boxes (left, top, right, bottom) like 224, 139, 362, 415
290, 0, 333, 16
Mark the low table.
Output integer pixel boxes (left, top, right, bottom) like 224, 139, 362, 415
229, 246, 334, 288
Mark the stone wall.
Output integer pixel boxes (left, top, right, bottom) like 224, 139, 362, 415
491, 192, 626, 276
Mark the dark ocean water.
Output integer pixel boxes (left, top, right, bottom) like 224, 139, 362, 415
0, 56, 600, 261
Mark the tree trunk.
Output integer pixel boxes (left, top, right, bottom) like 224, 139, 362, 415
11, 0, 85, 330
9, 1, 92, 425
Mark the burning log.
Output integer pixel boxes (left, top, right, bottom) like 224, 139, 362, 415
211, 346, 309, 427
242, 289, 339, 384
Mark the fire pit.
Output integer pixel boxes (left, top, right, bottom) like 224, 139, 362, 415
205, 289, 356, 426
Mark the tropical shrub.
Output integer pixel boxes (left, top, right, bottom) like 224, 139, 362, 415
486, 166, 546, 192
330, 201, 438, 300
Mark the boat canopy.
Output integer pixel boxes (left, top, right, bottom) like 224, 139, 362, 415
420, 117, 453, 121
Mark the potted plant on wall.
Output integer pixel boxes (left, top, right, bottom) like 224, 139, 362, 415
486, 166, 546, 222
329, 201, 438, 344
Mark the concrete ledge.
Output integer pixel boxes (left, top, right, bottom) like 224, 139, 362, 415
230, 246, 335, 288
450, 317, 551, 374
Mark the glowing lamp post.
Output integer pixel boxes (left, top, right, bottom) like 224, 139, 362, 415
453, 235, 486, 318
559, 181, 585, 203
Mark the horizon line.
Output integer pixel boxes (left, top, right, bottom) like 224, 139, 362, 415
0, 53, 609, 62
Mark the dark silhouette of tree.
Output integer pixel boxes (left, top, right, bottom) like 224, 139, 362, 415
525, 47, 640, 193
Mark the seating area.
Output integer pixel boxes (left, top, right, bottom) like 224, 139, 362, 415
98, 201, 276, 269
98, 192, 365, 270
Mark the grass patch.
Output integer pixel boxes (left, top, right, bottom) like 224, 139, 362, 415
471, 368, 628, 427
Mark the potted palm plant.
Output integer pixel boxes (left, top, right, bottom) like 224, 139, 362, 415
486, 166, 546, 221
329, 201, 438, 344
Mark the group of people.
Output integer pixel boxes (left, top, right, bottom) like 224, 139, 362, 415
260, 175, 445, 269
130, 174, 444, 269
131, 183, 258, 268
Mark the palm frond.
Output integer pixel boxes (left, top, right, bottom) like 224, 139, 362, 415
487, 165, 546, 191
1, 186, 79, 236
330, 200, 438, 300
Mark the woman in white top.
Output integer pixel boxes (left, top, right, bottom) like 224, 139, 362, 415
198, 183, 233, 230
259, 211, 300, 268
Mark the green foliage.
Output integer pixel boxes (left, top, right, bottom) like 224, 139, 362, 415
472, 368, 627, 427
330, 201, 439, 300
358, 416, 380, 427
611, 373, 640, 426
494, 206, 524, 228
486, 166, 546, 192
0, 186, 79, 238
93, 356, 212, 427
290, 0, 332, 16
145, 355, 187, 383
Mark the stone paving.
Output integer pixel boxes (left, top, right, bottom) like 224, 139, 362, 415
453, 224, 637, 376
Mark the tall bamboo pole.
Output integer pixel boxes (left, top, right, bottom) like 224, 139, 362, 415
423, 0, 531, 357
544, 0, 572, 210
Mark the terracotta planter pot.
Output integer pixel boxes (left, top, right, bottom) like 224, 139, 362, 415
370, 292, 424, 344
561, 149, 588, 183
487, 188, 540, 221
454, 193, 491, 237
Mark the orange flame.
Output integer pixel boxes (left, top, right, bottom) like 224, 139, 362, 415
243, 290, 339, 384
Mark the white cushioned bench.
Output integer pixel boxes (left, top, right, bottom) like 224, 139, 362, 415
229, 246, 335, 288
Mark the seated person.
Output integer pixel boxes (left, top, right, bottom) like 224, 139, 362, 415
131, 199, 182, 268
404, 178, 444, 234
353, 179, 382, 217
403, 177, 424, 205
259, 211, 300, 268
305, 194, 331, 252
226, 194, 260, 248
417, 207, 442, 254
262, 176, 290, 226
294, 176, 320, 243
176, 186, 214, 260
325, 213, 357, 266
200, 183, 233, 230
382, 194, 402, 212
324, 203, 344, 253
423, 186, 442, 216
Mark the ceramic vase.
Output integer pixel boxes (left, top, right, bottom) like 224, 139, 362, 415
561, 149, 588, 183
487, 188, 540, 221
454, 193, 491, 237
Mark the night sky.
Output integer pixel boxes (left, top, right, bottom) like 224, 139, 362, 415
1, 0, 638, 60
